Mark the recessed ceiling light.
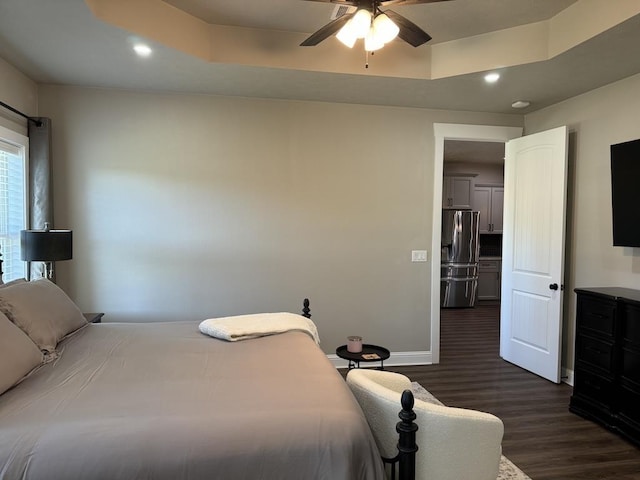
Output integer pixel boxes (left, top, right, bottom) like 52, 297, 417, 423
133, 44, 152, 57
511, 100, 531, 109
484, 72, 500, 83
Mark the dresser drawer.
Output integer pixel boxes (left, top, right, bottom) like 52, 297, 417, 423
576, 334, 614, 376
577, 295, 616, 338
573, 369, 615, 409
618, 383, 640, 438
621, 346, 640, 388
621, 302, 640, 344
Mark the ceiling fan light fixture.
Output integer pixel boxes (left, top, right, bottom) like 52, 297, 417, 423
364, 29, 384, 52
351, 8, 373, 39
372, 13, 399, 44
302, 0, 437, 52
336, 20, 358, 48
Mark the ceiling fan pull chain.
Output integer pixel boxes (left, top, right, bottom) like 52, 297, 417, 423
365, 50, 369, 69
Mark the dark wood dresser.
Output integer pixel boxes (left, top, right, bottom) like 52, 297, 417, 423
570, 287, 640, 446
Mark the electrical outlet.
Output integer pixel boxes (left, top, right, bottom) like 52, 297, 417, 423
411, 250, 428, 262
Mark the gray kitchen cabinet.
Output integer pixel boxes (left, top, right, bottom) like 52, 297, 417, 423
473, 185, 504, 233
442, 175, 474, 210
478, 259, 501, 300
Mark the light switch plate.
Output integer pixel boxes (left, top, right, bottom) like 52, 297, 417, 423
411, 250, 428, 262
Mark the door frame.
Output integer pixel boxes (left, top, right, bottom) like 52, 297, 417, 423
430, 123, 523, 363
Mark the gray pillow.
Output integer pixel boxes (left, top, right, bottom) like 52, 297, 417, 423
0, 278, 87, 353
0, 311, 43, 395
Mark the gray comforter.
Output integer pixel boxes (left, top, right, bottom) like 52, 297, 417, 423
0, 322, 385, 479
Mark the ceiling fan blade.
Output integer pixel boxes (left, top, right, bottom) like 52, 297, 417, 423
300, 13, 354, 46
384, 9, 432, 47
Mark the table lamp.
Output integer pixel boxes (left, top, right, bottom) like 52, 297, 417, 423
20, 222, 72, 279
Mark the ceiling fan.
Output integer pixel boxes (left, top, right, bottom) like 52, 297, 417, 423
300, 0, 452, 50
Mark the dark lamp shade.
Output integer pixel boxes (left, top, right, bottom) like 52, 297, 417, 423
20, 230, 73, 261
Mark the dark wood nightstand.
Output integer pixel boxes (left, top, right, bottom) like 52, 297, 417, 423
83, 312, 105, 324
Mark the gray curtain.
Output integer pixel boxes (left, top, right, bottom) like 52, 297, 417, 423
27, 117, 53, 280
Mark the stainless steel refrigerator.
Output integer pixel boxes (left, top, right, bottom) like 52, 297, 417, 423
440, 210, 480, 308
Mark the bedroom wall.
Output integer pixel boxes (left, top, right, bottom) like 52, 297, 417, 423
525, 72, 640, 374
38, 84, 522, 357
0, 56, 37, 135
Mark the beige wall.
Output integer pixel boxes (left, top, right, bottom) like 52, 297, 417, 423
15, 55, 639, 368
525, 72, 640, 373
38, 85, 521, 356
0, 57, 37, 135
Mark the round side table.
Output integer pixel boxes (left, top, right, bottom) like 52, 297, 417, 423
336, 344, 390, 370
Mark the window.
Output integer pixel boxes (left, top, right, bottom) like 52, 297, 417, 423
0, 126, 28, 282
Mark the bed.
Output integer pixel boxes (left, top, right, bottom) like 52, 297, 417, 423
0, 277, 393, 480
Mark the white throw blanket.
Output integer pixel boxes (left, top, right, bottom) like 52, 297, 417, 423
199, 312, 320, 345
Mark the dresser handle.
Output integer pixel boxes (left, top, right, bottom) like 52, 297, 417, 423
585, 346, 606, 355
583, 379, 602, 390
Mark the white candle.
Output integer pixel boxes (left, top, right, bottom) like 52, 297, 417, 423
347, 336, 363, 353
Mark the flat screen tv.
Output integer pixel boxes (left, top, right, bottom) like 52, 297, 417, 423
611, 138, 640, 247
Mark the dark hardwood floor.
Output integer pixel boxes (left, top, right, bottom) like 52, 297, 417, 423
386, 304, 640, 480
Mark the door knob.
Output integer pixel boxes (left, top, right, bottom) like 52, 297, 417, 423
549, 283, 559, 291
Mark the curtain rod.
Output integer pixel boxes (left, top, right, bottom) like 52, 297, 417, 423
0, 100, 42, 127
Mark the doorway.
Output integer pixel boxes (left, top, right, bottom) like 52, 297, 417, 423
442, 140, 505, 306
430, 124, 522, 364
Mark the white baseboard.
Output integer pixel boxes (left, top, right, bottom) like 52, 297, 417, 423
327, 350, 432, 369
562, 367, 574, 386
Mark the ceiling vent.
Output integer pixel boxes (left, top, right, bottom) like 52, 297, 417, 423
330, 5, 357, 20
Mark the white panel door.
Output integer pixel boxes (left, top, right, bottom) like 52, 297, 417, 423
500, 126, 568, 383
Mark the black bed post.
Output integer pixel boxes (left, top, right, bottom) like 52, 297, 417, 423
302, 298, 311, 319
397, 389, 418, 480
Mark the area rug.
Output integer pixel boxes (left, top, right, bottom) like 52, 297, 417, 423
411, 382, 532, 480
